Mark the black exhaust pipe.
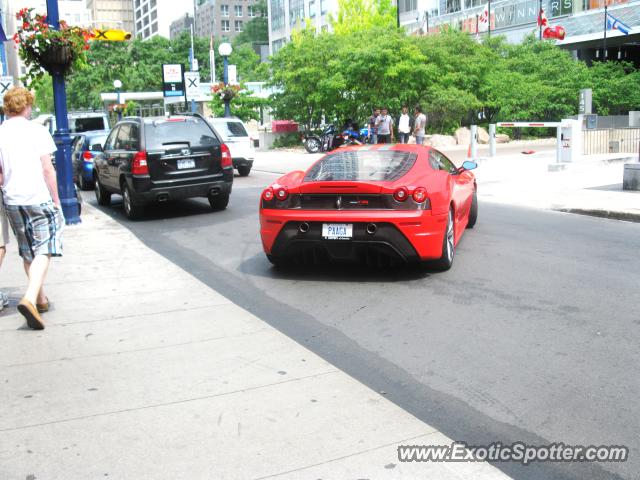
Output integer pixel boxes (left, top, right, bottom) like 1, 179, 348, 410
366, 223, 377, 235
299, 222, 310, 233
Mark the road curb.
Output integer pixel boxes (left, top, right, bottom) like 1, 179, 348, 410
554, 208, 640, 223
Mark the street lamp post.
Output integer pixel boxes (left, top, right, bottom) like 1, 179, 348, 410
218, 42, 232, 118
113, 79, 122, 120
46, 0, 80, 224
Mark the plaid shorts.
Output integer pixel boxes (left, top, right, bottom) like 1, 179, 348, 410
0, 193, 8, 247
5, 202, 64, 263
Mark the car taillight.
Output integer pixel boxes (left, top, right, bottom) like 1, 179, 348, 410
412, 187, 428, 203
393, 187, 409, 202
132, 151, 149, 175
221, 143, 232, 168
262, 187, 275, 201
275, 187, 289, 201
82, 151, 93, 161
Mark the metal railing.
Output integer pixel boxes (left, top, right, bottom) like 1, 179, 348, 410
583, 128, 640, 155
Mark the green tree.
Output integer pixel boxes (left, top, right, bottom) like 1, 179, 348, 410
330, 0, 397, 35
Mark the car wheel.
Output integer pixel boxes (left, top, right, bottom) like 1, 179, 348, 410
94, 174, 111, 206
238, 165, 251, 177
78, 172, 93, 191
122, 183, 143, 220
466, 191, 478, 229
209, 192, 230, 211
429, 207, 455, 271
304, 137, 321, 154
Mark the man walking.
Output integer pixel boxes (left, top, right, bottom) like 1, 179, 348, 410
376, 108, 394, 144
397, 106, 411, 144
414, 106, 427, 146
368, 108, 380, 144
0, 87, 63, 330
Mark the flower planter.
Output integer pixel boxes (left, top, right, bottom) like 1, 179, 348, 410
38, 44, 74, 75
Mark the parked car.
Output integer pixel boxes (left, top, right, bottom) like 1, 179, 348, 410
71, 130, 110, 190
259, 144, 478, 270
207, 117, 255, 176
92, 114, 233, 219
38, 111, 110, 135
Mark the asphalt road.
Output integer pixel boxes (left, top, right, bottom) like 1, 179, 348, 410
82, 170, 639, 480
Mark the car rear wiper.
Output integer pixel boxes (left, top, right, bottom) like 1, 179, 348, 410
162, 141, 191, 147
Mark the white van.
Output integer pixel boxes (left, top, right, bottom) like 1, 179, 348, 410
38, 112, 110, 136
207, 117, 255, 176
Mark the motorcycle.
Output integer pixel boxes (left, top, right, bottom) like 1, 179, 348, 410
303, 124, 365, 153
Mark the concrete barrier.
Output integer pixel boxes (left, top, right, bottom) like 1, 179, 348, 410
623, 163, 640, 191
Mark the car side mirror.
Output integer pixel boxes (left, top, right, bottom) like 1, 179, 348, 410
462, 161, 477, 171
90, 144, 103, 152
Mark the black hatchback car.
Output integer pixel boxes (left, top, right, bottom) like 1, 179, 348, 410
93, 114, 233, 219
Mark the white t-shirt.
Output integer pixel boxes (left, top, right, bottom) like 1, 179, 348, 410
0, 116, 57, 205
398, 113, 410, 134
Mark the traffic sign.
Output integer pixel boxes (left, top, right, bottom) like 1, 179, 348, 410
0, 76, 14, 106
162, 64, 185, 98
184, 72, 200, 101
92, 29, 132, 41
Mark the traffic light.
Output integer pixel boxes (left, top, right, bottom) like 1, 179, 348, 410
92, 29, 132, 41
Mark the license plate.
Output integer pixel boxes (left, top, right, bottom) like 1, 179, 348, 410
322, 223, 353, 240
177, 159, 195, 169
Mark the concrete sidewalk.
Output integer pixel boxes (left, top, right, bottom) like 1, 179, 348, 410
0, 205, 510, 479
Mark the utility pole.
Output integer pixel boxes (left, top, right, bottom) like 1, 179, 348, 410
603, 4, 608, 61
46, 0, 80, 224
488, 0, 491, 38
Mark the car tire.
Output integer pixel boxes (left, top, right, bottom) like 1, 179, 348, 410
78, 172, 93, 191
466, 191, 478, 229
238, 165, 251, 177
94, 174, 111, 206
209, 192, 229, 211
122, 182, 143, 220
428, 207, 455, 271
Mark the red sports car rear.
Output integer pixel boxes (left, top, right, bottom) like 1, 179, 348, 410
259, 144, 477, 270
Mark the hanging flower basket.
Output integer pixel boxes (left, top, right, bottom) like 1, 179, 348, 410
211, 82, 241, 102
13, 8, 93, 83
38, 44, 74, 75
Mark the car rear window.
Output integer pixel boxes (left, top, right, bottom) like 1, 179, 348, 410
304, 150, 417, 182
212, 120, 248, 139
87, 134, 108, 150
70, 117, 107, 133
144, 119, 220, 150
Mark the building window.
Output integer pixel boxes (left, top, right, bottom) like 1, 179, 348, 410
320, 0, 327, 14
235, 5, 243, 16
135, 0, 140, 8
235, 20, 243, 32
248, 5, 255, 16
222, 20, 230, 31
309, 0, 316, 17
221, 4, 229, 16
151, 10, 157, 21
151, 21, 158, 33
270, 0, 285, 30
150, 0, 156, 7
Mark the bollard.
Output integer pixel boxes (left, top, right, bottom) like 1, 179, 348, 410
470, 125, 478, 160
489, 124, 496, 157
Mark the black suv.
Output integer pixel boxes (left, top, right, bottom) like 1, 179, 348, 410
93, 114, 233, 219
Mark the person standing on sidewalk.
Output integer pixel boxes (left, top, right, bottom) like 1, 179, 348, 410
368, 108, 380, 144
0, 191, 9, 312
413, 106, 427, 146
376, 108, 394, 144
397, 106, 411, 144
0, 87, 63, 330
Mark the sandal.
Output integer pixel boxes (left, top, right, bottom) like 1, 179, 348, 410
36, 297, 50, 313
18, 298, 45, 330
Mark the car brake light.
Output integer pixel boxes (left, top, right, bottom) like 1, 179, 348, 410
412, 187, 428, 203
132, 151, 149, 175
393, 187, 409, 202
262, 187, 274, 201
221, 143, 232, 168
275, 187, 289, 201
82, 151, 93, 161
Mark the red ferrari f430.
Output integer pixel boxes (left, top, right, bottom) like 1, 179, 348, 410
259, 144, 478, 270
